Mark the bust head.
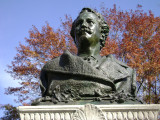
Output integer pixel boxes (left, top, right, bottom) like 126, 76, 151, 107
70, 8, 109, 50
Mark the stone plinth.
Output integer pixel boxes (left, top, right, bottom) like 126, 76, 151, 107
17, 104, 160, 120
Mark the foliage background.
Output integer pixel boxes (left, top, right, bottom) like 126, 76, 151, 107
0, 0, 160, 118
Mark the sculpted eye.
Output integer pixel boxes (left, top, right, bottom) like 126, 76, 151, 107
87, 19, 94, 24
76, 20, 83, 26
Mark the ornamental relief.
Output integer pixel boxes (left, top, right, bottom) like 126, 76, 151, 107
72, 104, 106, 120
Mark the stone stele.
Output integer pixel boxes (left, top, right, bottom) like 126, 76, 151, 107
17, 104, 160, 120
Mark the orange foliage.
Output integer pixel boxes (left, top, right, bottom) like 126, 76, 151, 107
7, 23, 68, 104
101, 5, 160, 103
6, 5, 160, 104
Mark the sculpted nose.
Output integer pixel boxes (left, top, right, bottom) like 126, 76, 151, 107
81, 21, 87, 28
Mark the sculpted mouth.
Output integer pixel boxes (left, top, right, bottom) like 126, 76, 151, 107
79, 28, 92, 34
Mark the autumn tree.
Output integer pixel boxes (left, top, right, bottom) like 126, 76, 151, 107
6, 23, 69, 104
100, 5, 160, 103
5, 5, 160, 108
0, 104, 19, 120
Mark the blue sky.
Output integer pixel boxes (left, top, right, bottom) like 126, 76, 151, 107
0, 0, 160, 117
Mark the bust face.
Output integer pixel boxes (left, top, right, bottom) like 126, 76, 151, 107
74, 11, 101, 48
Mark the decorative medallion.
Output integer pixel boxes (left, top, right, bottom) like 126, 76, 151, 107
72, 104, 106, 120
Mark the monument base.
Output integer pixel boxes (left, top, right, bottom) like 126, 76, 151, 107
17, 104, 160, 120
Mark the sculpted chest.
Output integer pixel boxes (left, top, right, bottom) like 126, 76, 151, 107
37, 51, 138, 104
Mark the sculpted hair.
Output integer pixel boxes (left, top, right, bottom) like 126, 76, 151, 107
70, 8, 109, 50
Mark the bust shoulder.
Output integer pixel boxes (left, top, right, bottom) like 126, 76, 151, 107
105, 54, 129, 68
98, 54, 132, 81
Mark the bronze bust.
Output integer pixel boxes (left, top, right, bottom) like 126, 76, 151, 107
32, 8, 142, 105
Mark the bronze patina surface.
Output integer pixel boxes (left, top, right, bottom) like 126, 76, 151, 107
32, 8, 142, 105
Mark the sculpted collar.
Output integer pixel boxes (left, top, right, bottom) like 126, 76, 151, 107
82, 56, 98, 66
